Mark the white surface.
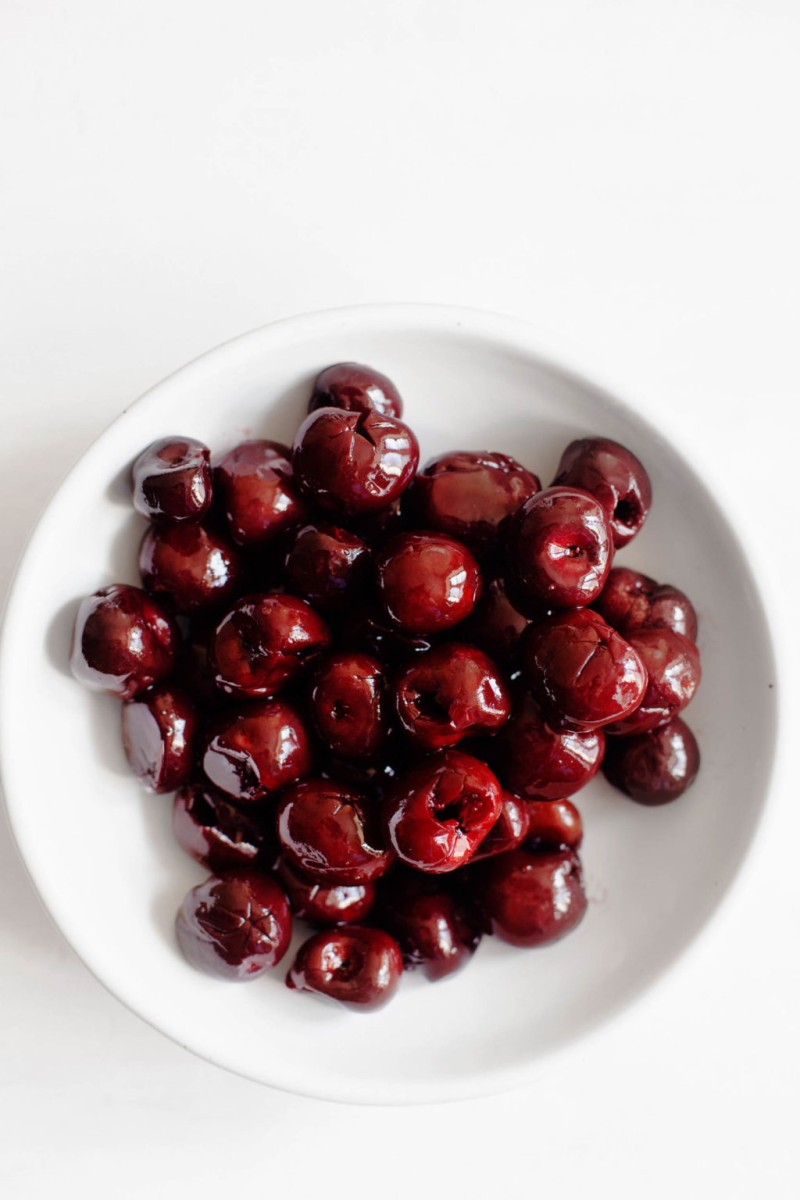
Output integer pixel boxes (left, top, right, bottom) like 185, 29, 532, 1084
0, 0, 798, 1193
2, 305, 777, 1104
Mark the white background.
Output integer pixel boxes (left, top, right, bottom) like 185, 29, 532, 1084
1, 2, 799, 1196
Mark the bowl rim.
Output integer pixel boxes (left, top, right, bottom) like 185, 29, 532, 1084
0, 302, 784, 1105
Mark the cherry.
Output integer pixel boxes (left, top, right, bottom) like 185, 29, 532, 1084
287, 926, 403, 1010
474, 845, 587, 947
594, 566, 698, 642
606, 628, 701, 736
292, 407, 419, 517
276, 858, 376, 926
471, 791, 530, 861
210, 593, 330, 698
173, 782, 277, 872
215, 439, 307, 549
131, 436, 212, 523
121, 683, 197, 793
493, 691, 605, 800
376, 871, 481, 980
202, 700, 312, 803
276, 779, 393, 885
335, 601, 436, 665
309, 362, 403, 419
603, 717, 700, 804
521, 609, 647, 730
526, 799, 583, 850
407, 450, 540, 559
394, 643, 511, 750
70, 584, 178, 699
308, 651, 387, 760
553, 436, 651, 548
139, 522, 244, 614
383, 749, 503, 873
175, 870, 291, 980
460, 573, 531, 666
283, 522, 371, 614
505, 486, 613, 610
375, 532, 481, 634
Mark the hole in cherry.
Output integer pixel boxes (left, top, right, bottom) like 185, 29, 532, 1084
410, 688, 451, 725
614, 496, 639, 527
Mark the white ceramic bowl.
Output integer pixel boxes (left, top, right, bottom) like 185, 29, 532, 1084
0, 305, 777, 1104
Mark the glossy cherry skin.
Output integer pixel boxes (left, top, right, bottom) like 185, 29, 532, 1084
276, 858, 376, 926
594, 566, 698, 643
394, 643, 511, 750
376, 872, 481, 980
131, 436, 212, 523
215, 440, 307, 548
175, 870, 291, 980
70, 584, 178, 699
605, 629, 701, 736
309, 362, 403, 419
308, 652, 387, 760
460, 573, 531, 665
121, 683, 197, 793
474, 846, 587, 947
383, 750, 503, 873
506, 486, 613, 610
407, 451, 540, 560
553, 437, 652, 548
139, 522, 244, 614
493, 691, 605, 800
173, 782, 277, 871
277, 779, 393, 885
202, 700, 313, 803
283, 522, 371, 614
471, 792, 530, 862
293, 407, 419, 517
521, 609, 648, 731
287, 926, 403, 1011
526, 799, 583, 850
376, 532, 482, 635
210, 593, 330, 698
602, 717, 700, 804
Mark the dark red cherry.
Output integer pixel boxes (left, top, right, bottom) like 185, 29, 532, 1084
175, 870, 291, 980
526, 799, 583, 850
474, 845, 587, 947
605, 629, 701, 736
309, 362, 403, 419
139, 522, 244, 614
292, 407, 419, 517
121, 683, 197, 793
383, 750, 503, 873
202, 700, 312, 803
70, 584, 178, 699
493, 692, 605, 800
407, 450, 540, 559
173, 782, 277, 871
210, 593, 330, 698
376, 873, 481, 980
276, 779, 393, 885
602, 717, 700, 804
276, 858, 376, 926
308, 652, 387, 760
594, 566, 698, 642
131, 436, 212, 523
505, 486, 613, 610
394, 643, 511, 750
375, 532, 481, 634
287, 926, 403, 1011
283, 522, 371, 614
215, 440, 307, 548
521, 609, 647, 730
460, 573, 531, 665
471, 791, 530, 862
553, 437, 652, 548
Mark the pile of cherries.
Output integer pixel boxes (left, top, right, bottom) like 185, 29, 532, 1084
70, 362, 701, 1011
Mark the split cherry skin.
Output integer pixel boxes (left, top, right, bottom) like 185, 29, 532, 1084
175, 870, 292, 980
210, 593, 330, 698
173, 782, 277, 872
121, 683, 197, 793
603, 717, 700, 804
309, 362, 404, 419
553, 436, 652, 548
131, 436, 212, 523
70, 584, 178, 699
276, 779, 393, 885
394, 642, 511, 750
202, 700, 313, 803
375, 532, 482, 634
287, 926, 404, 1011
283, 523, 371, 614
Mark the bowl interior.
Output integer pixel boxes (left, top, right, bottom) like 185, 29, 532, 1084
0, 307, 776, 1103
